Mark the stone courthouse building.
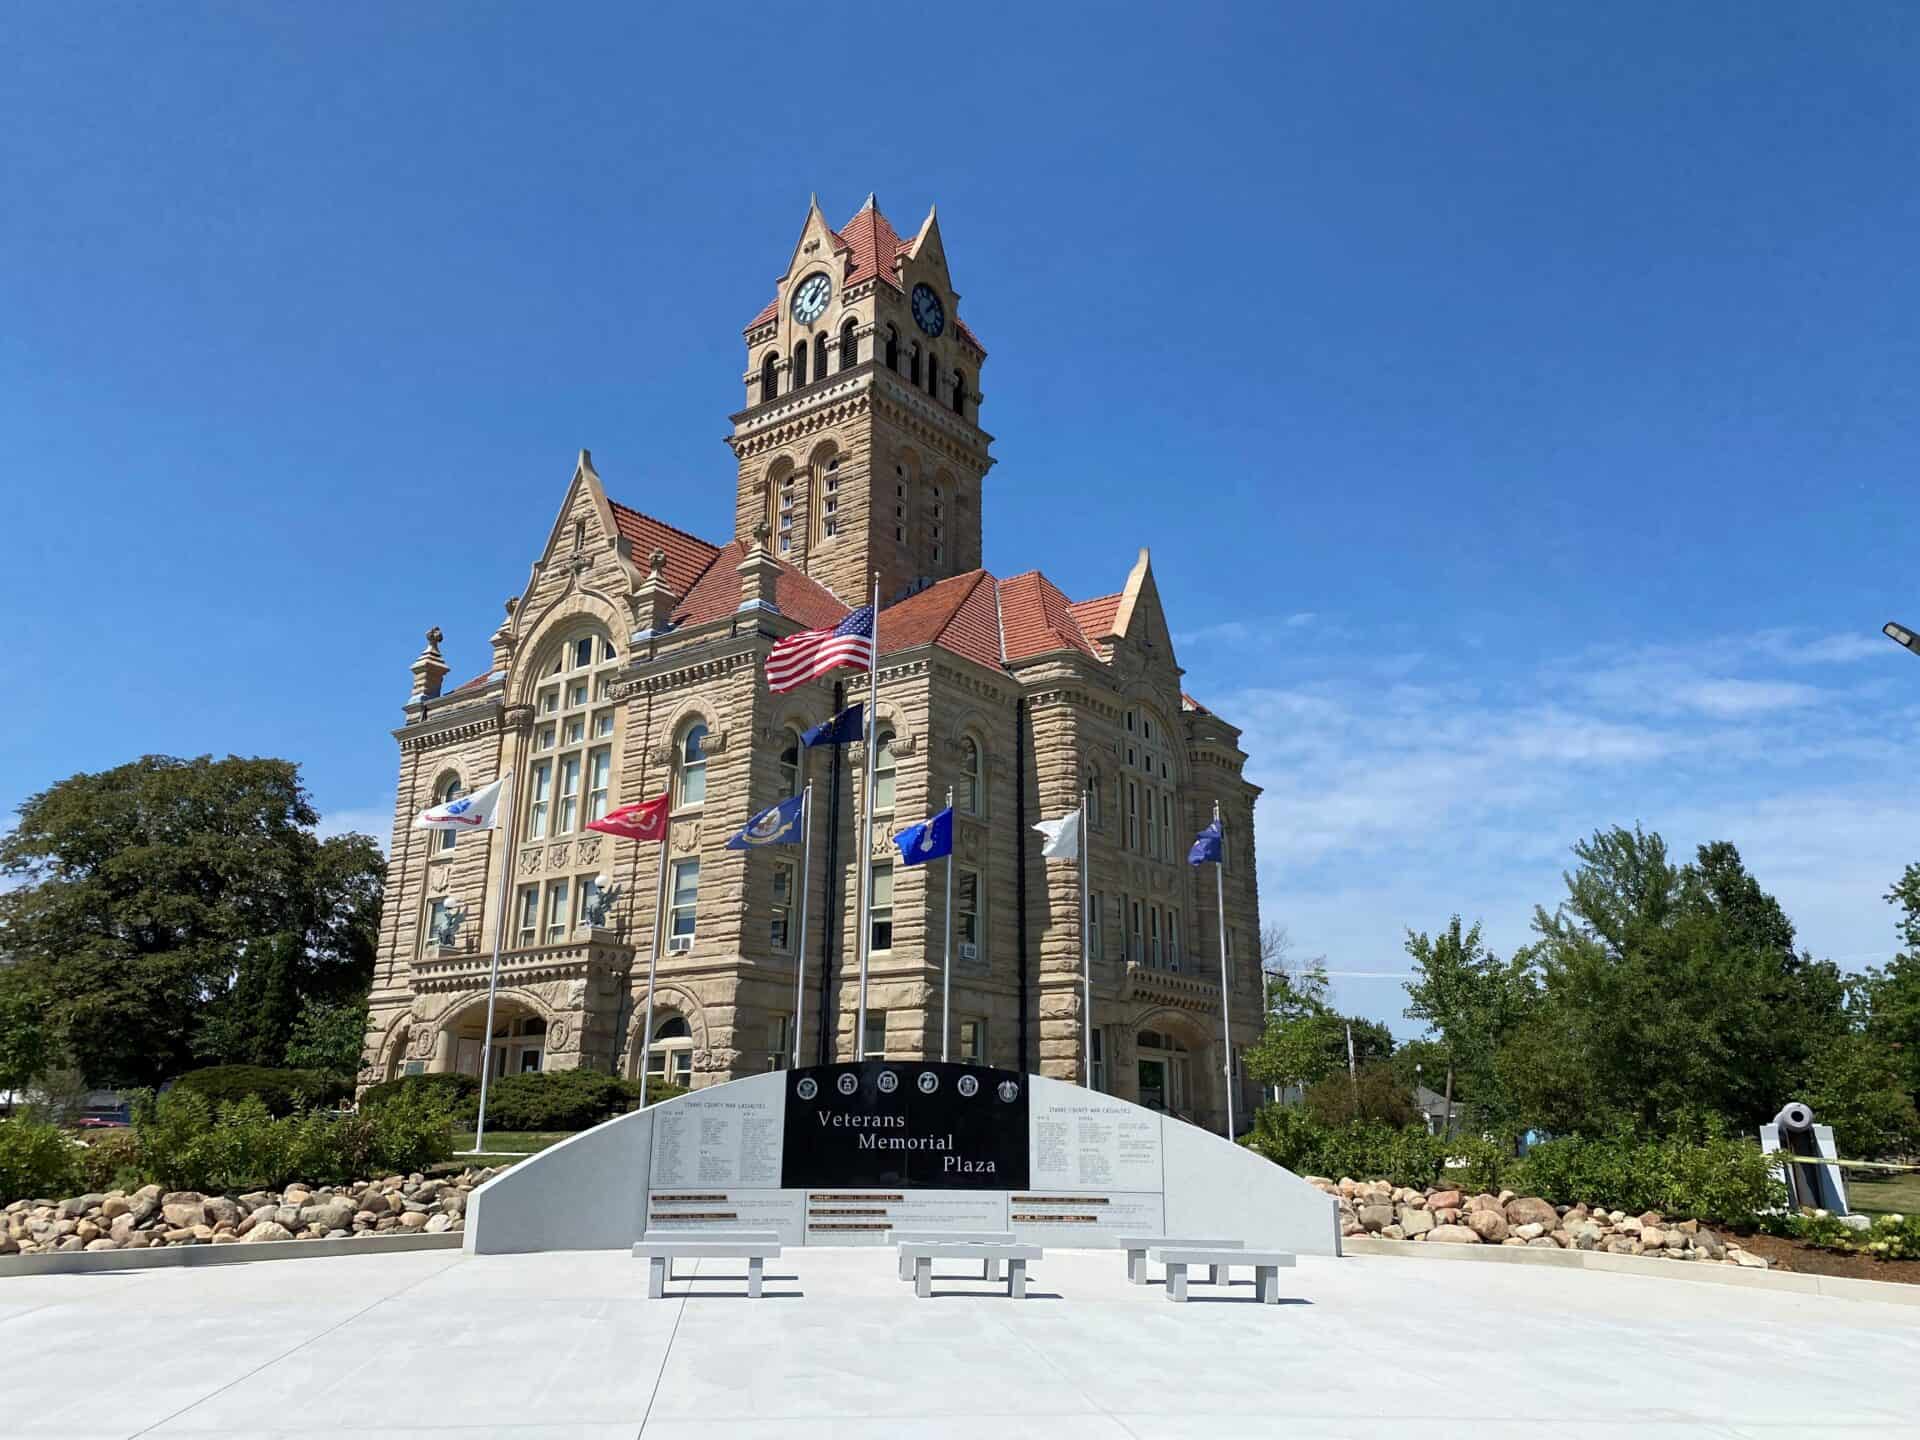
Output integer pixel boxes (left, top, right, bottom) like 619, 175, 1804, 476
361, 196, 1265, 1132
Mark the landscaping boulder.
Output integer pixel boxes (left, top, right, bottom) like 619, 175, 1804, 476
1358, 1203, 1394, 1233
241, 1221, 294, 1244
1426, 1224, 1482, 1245
1505, 1197, 1558, 1230
1466, 1209, 1509, 1243
1399, 1207, 1435, 1238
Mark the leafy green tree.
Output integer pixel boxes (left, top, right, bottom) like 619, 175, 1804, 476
1403, 916, 1536, 1139
283, 994, 373, 1077
1799, 1031, 1920, 1159
1514, 828, 1849, 1137
1245, 936, 1394, 1098
0, 755, 384, 1088
1304, 1063, 1416, 1128
0, 967, 57, 1115
1856, 864, 1920, 1100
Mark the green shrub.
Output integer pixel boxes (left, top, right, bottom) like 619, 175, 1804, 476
73, 1130, 143, 1192
359, 1071, 479, 1114
0, 1118, 80, 1203
172, 1066, 349, 1117
1242, 1107, 1451, 1189
1506, 1132, 1785, 1228
1304, 1066, 1418, 1129
473, 1069, 636, 1131
131, 1085, 454, 1192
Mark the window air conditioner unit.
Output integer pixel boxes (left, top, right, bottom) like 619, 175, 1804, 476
668, 936, 692, 953
958, 942, 978, 962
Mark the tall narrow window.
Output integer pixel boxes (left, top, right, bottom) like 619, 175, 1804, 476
818, 457, 840, 542
771, 859, 796, 952
813, 331, 828, 381
957, 869, 980, 949
1090, 1028, 1106, 1092
557, 753, 581, 835
1126, 780, 1139, 851
793, 340, 808, 388
544, 877, 570, 944
1159, 792, 1172, 859
526, 761, 551, 840
870, 863, 894, 950
863, 1008, 888, 1061
1146, 790, 1159, 859
760, 351, 779, 403
779, 727, 803, 797
1088, 890, 1102, 959
959, 737, 981, 814
435, 775, 463, 852
926, 350, 938, 397
1150, 906, 1162, 968
777, 467, 796, 555
515, 886, 539, 947
959, 1019, 986, 1065
1086, 770, 1102, 828
587, 746, 611, 822
1167, 907, 1181, 971
839, 317, 858, 369
909, 342, 921, 386
885, 325, 899, 371
677, 723, 708, 808
669, 859, 700, 948
1129, 898, 1143, 964
872, 729, 897, 812
766, 1015, 791, 1071
950, 368, 966, 415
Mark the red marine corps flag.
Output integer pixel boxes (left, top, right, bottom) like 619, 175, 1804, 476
586, 794, 670, 842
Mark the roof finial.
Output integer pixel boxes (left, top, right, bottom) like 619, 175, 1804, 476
860, 191, 877, 212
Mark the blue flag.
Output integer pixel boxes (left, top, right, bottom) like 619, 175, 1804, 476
893, 807, 954, 867
1188, 818, 1223, 865
802, 703, 863, 748
725, 793, 806, 849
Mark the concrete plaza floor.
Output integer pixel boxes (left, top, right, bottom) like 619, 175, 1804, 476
2, 1245, 1915, 1438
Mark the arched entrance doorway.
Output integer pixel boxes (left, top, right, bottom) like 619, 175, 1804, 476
1135, 1028, 1193, 1118
440, 998, 548, 1079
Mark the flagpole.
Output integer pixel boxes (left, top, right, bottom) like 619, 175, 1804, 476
472, 769, 516, 1156
640, 821, 671, 1105
941, 786, 954, 1062
792, 781, 814, 1067
854, 570, 880, 1060
1212, 799, 1234, 1139
1080, 781, 1092, 1088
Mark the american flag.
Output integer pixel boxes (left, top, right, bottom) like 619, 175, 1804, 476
766, 605, 875, 693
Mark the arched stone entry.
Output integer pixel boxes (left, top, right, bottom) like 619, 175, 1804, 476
1135, 1028, 1193, 1117
645, 1016, 694, 1090
1124, 1010, 1220, 1128
432, 996, 551, 1079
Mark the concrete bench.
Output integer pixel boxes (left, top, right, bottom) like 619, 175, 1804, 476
640, 1231, 780, 1282
898, 1242, 1042, 1299
1150, 1247, 1295, 1304
890, 1230, 1017, 1282
1114, 1235, 1244, 1286
631, 1238, 783, 1299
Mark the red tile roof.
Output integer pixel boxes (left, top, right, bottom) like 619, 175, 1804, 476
1067, 593, 1122, 643
877, 571, 1001, 670
998, 571, 1100, 663
668, 539, 849, 632
447, 671, 493, 695
608, 501, 722, 598
1181, 692, 1210, 716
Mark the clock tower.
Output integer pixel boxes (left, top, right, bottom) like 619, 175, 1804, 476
727, 194, 994, 607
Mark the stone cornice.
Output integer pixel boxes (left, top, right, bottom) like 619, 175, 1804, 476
727, 370, 874, 459
411, 937, 635, 995
1122, 962, 1223, 1014
395, 703, 503, 753
617, 645, 764, 699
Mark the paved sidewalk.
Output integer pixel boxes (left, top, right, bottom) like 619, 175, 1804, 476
2, 1245, 1914, 1437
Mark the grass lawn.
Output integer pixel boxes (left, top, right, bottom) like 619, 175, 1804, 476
444, 1129, 574, 1170
1846, 1169, 1920, 1219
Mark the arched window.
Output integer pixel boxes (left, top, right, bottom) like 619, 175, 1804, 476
926, 350, 938, 397
435, 774, 464, 852
959, 737, 981, 815
1086, 767, 1103, 828
780, 727, 804, 798
792, 341, 808, 389
759, 351, 779, 404
950, 368, 966, 415
872, 728, 897, 812
813, 332, 828, 381
884, 325, 899, 371
909, 342, 921, 387
676, 722, 709, 808
839, 317, 858, 370
815, 454, 841, 544
647, 1015, 694, 1089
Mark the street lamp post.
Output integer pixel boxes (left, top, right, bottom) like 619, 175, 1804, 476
1885, 621, 1920, 657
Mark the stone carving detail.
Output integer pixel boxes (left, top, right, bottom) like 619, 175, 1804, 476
547, 1018, 572, 1051
428, 865, 451, 894
577, 836, 602, 864
518, 849, 542, 876
547, 843, 570, 870
409, 1027, 436, 1059
670, 818, 701, 851
959, 827, 981, 859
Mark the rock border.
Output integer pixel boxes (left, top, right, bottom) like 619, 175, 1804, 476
1342, 1233, 1920, 1307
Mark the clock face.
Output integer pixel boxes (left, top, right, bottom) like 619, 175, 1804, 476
911, 283, 945, 337
791, 273, 831, 325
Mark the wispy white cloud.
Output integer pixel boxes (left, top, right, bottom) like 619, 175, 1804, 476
317, 802, 393, 852
1284, 611, 1317, 628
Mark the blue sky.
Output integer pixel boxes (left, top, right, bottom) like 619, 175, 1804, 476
4, 4, 1917, 1031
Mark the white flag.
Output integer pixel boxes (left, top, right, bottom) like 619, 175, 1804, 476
414, 773, 509, 831
1033, 809, 1081, 861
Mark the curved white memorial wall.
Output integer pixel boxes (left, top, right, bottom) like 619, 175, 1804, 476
465, 1062, 1341, 1256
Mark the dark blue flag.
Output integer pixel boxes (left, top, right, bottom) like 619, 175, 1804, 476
893, 807, 954, 867
725, 793, 806, 849
802, 702, 863, 748
1188, 817, 1223, 866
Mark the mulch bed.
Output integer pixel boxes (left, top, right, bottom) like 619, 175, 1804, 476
1734, 1231, 1920, 1287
